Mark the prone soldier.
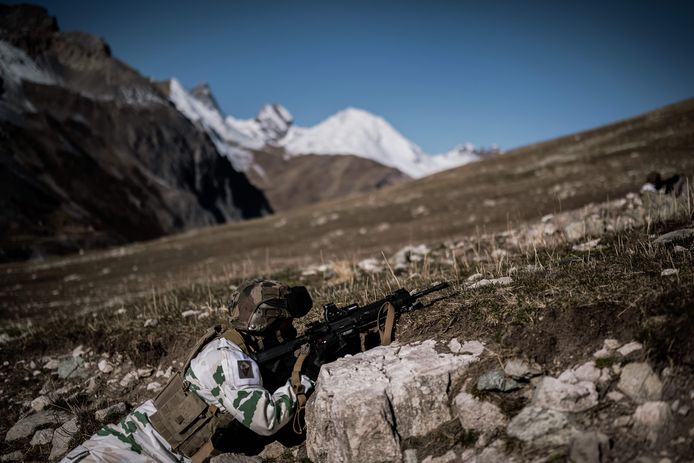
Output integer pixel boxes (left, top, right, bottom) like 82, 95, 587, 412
62, 279, 314, 463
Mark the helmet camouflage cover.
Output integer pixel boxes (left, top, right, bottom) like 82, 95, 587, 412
229, 279, 312, 333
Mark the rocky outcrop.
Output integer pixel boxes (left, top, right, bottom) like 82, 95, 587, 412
305, 340, 483, 462
0, 5, 271, 261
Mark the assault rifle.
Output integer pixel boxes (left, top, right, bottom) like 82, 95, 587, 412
255, 282, 450, 383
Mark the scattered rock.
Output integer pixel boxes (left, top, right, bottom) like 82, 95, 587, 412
454, 392, 507, 435
258, 441, 287, 460
57, 357, 87, 379
30, 395, 52, 412
357, 258, 383, 274
572, 239, 602, 252
95, 402, 127, 422
603, 339, 621, 351
573, 362, 602, 384
617, 363, 663, 403
44, 359, 60, 370
633, 401, 672, 445
661, 268, 678, 277
468, 277, 513, 289
653, 228, 694, 246
0, 451, 23, 462
84, 377, 99, 395
613, 416, 632, 427
421, 450, 458, 463
71, 345, 86, 358
147, 382, 162, 392
181, 310, 200, 318
391, 244, 430, 271
30, 428, 54, 446
533, 376, 598, 412
144, 318, 159, 328
673, 245, 688, 252
209, 453, 262, 463
306, 340, 482, 463
504, 358, 543, 380
448, 339, 485, 356
5, 410, 73, 442
477, 369, 521, 392
49, 418, 80, 461
607, 391, 624, 402
137, 367, 153, 378
569, 430, 610, 463
119, 371, 139, 388
466, 273, 484, 282
507, 406, 576, 447
97, 359, 114, 374
617, 341, 643, 358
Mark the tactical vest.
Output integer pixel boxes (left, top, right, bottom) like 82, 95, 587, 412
150, 325, 249, 463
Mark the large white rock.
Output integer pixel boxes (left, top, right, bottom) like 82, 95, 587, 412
617, 363, 662, 403
5, 410, 72, 442
532, 377, 598, 412
306, 340, 483, 463
49, 418, 80, 461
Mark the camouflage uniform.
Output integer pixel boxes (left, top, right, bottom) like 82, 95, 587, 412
62, 280, 314, 463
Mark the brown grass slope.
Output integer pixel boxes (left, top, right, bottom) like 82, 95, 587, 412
2, 97, 693, 321
248, 151, 408, 212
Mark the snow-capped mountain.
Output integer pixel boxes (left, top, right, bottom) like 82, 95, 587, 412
168, 81, 497, 178
168, 79, 261, 172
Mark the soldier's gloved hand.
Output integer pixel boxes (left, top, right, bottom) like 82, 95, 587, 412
300, 374, 315, 394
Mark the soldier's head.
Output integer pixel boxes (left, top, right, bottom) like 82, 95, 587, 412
229, 279, 312, 341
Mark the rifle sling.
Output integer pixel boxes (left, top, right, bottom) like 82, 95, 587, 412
378, 302, 396, 346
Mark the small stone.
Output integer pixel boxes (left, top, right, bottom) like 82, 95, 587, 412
0, 451, 23, 462
573, 362, 601, 383
507, 405, 575, 447
607, 391, 624, 402
115, 308, 126, 315
477, 369, 521, 392
603, 339, 620, 351
44, 359, 60, 370
617, 341, 643, 357
30, 428, 54, 446
468, 277, 513, 289
144, 318, 158, 328
71, 345, 86, 358
97, 359, 113, 374
673, 245, 688, 253
454, 392, 508, 434
448, 338, 462, 353
466, 273, 484, 282
661, 268, 678, 277
533, 376, 598, 412
137, 368, 153, 378
421, 450, 458, 463
671, 400, 680, 412
181, 310, 200, 318
458, 340, 485, 356
57, 357, 87, 379
504, 358, 543, 380
119, 371, 139, 388
569, 431, 610, 463
30, 395, 51, 412
618, 363, 663, 403
678, 405, 690, 416
258, 441, 287, 460
593, 349, 613, 360
85, 377, 99, 395
633, 401, 672, 445
210, 454, 262, 463
653, 228, 694, 245
5, 410, 73, 442
572, 239, 602, 252
147, 382, 162, 392
49, 418, 80, 461
95, 402, 127, 422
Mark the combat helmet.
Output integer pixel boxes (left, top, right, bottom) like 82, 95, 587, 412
229, 279, 312, 333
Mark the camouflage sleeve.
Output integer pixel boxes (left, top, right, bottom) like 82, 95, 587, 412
217, 348, 303, 436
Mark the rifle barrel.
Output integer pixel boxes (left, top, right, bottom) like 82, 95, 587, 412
410, 282, 450, 299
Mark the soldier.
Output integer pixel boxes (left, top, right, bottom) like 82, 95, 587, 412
62, 279, 315, 463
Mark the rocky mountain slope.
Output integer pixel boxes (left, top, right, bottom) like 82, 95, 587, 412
0, 5, 271, 262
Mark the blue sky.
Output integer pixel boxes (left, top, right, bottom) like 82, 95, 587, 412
25, 0, 694, 153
